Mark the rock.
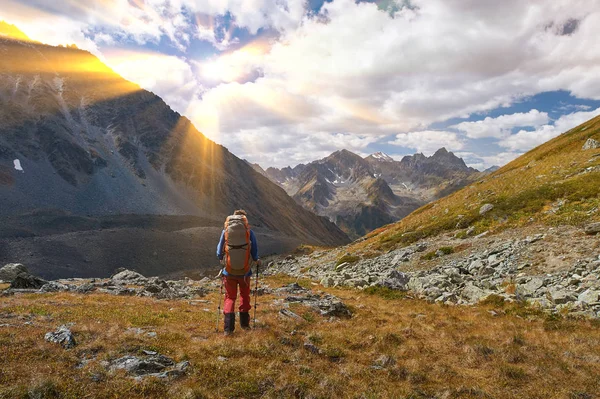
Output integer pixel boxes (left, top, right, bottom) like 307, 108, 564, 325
75, 283, 95, 294
279, 309, 302, 319
584, 223, 600, 235
466, 226, 476, 236
548, 288, 576, 305
0, 263, 28, 282
110, 354, 177, 377
317, 297, 352, 318
479, 204, 494, 215
516, 277, 546, 298
578, 289, 600, 304
376, 270, 410, 291
45, 325, 76, 349
582, 138, 600, 150
11, 273, 48, 289
40, 281, 70, 293
111, 269, 148, 284
303, 342, 321, 354
372, 355, 396, 369
320, 277, 334, 288
335, 262, 350, 271
460, 282, 492, 303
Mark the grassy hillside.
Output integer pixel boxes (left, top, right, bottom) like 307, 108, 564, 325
1, 276, 599, 398
356, 115, 600, 252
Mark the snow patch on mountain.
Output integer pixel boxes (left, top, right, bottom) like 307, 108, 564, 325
13, 159, 23, 172
369, 152, 394, 162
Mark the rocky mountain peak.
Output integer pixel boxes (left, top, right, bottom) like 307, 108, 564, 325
367, 152, 394, 162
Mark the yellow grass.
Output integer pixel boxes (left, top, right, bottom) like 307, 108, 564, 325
1, 277, 599, 398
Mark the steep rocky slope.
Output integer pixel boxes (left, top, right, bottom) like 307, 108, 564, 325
365, 148, 480, 201
263, 148, 480, 239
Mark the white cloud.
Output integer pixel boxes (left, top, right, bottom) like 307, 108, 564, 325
104, 50, 202, 114
389, 131, 464, 155
452, 110, 550, 139
3, 0, 600, 168
499, 107, 600, 151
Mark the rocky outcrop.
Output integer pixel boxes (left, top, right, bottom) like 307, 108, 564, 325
0, 263, 28, 282
109, 353, 189, 380
268, 233, 600, 318
582, 138, 600, 150
584, 222, 600, 235
45, 325, 76, 349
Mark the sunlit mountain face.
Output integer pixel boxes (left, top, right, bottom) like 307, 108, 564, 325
2, 1, 600, 172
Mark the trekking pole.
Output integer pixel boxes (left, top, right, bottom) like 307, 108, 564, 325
215, 270, 224, 333
253, 261, 259, 329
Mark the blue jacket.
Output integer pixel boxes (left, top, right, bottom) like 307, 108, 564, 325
217, 229, 258, 276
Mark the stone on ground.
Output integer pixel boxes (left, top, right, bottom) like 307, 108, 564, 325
45, 325, 76, 349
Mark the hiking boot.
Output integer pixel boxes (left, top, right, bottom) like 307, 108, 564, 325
224, 313, 235, 336
240, 312, 250, 330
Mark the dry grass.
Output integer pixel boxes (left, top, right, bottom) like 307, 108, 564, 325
351, 115, 600, 254
1, 277, 599, 398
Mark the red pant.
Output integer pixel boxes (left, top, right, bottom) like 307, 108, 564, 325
223, 275, 251, 314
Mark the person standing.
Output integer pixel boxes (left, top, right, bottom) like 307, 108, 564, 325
216, 210, 261, 336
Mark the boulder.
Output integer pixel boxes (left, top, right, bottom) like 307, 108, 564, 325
0, 263, 28, 282
40, 281, 70, 293
582, 138, 600, 150
479, 204, 494, 215
45, 325, 76, 349
110, 354, 175, 376
460, 282, 492, 303
372, 355, 396, 370
111, 269, 148, 284
578, 289, 600, 304
377, 270, 410, 291
548, 288, 576, 305
584, 223, 600, 235
515, 277, 546, 298
11, 273, 48, 289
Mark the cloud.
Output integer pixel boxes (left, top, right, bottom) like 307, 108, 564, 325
499, 107, 600, 151
389, 131, 464, 155
104, 50, 202, 114
3, 0, 600, 168
452, 110, 550, 139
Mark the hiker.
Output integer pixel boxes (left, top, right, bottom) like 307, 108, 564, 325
217, 209, 261, 336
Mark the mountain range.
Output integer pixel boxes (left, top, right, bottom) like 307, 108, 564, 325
257, 148, 482, 239
0, 26, 348, 278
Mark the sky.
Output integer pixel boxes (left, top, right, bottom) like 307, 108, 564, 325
2, 0, 600, 171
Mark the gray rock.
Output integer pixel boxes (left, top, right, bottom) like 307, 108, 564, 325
45, 325, 76, 349
578, 289, 600, 304
335, 262, 350, 271
75, 283, 95, 294
582, 138, 600, 150
479, 204, 494, 215
584, 223, 600, 235
516, 277, 546, 298
376, 270, 410, 291
461, 282, 492, 303
548, 288, 576, 305
110, 354, 176, 376
40, 281, 70, 293
0, 263, 28, 282
372, 355, 396, 369
279, 309, 302, 319
111, 270, 148, 284
11, 273, 48, 289
303, 342, 321, 354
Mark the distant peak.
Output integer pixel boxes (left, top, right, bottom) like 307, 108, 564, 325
433, 147, 449, 156
368, 152, 394, 162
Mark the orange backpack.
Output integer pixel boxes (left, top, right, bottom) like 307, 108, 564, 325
224, 215, 251, 275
